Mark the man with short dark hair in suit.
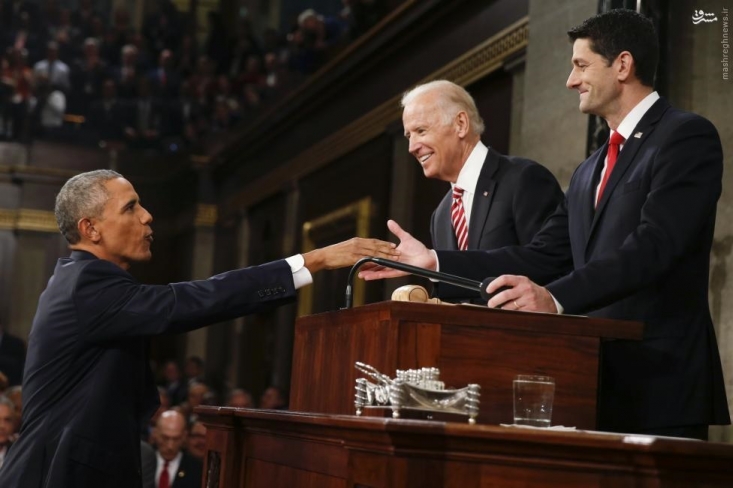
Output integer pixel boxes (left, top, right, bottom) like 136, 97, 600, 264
401, 80, 563, 302
0, 169, 397, 487
362, 9, 730, 440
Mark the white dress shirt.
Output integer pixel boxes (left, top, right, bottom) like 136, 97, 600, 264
155, 451, 181, 487
452, 140, 488, 226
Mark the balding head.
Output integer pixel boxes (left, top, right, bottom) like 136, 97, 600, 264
155, 410, 187, 461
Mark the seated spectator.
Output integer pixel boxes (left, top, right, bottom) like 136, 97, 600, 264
161, 360, 186, 406
30, 73, 66, 138
49, 8, 81, 63
86, 78, 134, 145
128, 76, 166, 149
259, 386, 287, 410
184, 356, 205, 386
0, 47, 33, 141
5, 386, 22, 432
180, 381, 210, 424
68, 37, 108, 116
147, 410, 202, 488
113, 44, 141, 98
148, 48, 180, 99
33, 41, 71, 93
226, 388, 253, 409
186, 420, 207, 460
0, 395, 17, 469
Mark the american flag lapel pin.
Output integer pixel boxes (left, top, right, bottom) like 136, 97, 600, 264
483, 191, 489, 197
633, 132, 643, 138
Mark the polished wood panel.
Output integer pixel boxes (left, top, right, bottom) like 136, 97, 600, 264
197, 408, 733, 488
290, 301, 642, 429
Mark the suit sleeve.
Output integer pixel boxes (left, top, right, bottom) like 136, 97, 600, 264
512, 163, 564, 245
546, 117, 723, 314
437, 194, 574, 286
74, 259, 297, 342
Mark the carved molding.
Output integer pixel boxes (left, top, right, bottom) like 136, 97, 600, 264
0, 208, 58, 232
223, 17, 529, 214
298, 197, 372, 317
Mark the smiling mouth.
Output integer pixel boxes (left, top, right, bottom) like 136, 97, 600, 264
419, 154, 432, 164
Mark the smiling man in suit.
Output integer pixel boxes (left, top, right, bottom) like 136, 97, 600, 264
0, 169, 397, 487
363, 10, 729, 439
401, 80, 563, 302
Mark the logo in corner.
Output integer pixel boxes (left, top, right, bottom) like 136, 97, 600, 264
692, 9, 718, 24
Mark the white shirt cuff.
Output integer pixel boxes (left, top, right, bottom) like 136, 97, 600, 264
550, 292, 564, 314
285, 254, 313, 290
429, 249, 440, 281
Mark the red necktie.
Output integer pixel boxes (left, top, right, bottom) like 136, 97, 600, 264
596, 131, 626, 206
451, 186, 468, 250
158, 460, 170, 488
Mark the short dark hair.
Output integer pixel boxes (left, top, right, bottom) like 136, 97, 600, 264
567, 9, 658, 87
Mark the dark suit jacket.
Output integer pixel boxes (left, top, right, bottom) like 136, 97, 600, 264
0, 332, 26, 386
169, 452, 203, 488
0, 250, 296, 488
436, 98, 730, 432
431, 147, 563, 301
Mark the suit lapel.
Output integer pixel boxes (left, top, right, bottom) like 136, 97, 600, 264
588, 98, 669, 240
434, 192, 458, 250
467, 149, 499, 249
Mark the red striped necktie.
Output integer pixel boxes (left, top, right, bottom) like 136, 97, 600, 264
451, 186, 468, 250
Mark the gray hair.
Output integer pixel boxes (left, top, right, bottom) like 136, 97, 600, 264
55, 170, 123, 244
401, 80, 485, 136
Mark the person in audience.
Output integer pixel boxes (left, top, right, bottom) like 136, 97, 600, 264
226, 388, 253, 409
0, 322, 26, 387
32, 41, 70, 93
86, 78, 134, 145
183, 356, 205, 386
0, 169, 396, 487
0, 395, 17, 469
114, 44, 141, 98
5, 386, 22, 430
68, 37, 107, 116
148, 410, 202, 488
360, 9, 729, 441
185, 420, 206, 461
259, 386, 286, 410
401, 80, 563, 302
148, 48, 179, 100
161, 361, 186, 406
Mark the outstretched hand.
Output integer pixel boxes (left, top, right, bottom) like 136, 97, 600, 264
485, 275, 558, 313
303, 237, 399, 273
358, 220, 437, 280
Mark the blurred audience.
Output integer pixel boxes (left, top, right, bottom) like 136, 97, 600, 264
0, 395, 17, 469
226, 388, 253, 409
186, 420, 207, 460
259, 386, 287, 410
0, 2, 393, 148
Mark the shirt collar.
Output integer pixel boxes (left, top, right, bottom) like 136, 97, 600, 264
614, 91, 660, 141
454, 140, 488, 194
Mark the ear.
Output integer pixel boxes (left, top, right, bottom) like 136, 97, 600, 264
77, 217, 101, 243
615, 51, 634, 82
455, 111, 470, 139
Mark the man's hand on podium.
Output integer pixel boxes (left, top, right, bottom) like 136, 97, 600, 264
485, 275, 558, 313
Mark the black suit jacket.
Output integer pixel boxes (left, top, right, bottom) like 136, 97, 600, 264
0, 250, 296, 488
169, 452, 203, 488
0, 332, 26, 386
431, 147, 563, 301
436, 98, 730, 432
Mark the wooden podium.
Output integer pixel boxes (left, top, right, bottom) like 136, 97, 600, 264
289, 301, 643, 429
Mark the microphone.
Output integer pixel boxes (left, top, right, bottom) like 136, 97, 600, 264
344, 257, 502, 309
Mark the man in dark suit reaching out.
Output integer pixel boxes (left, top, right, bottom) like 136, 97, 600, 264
361, 9, 729, 439
0, 169, 397, 487
401, 80, 562, 301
